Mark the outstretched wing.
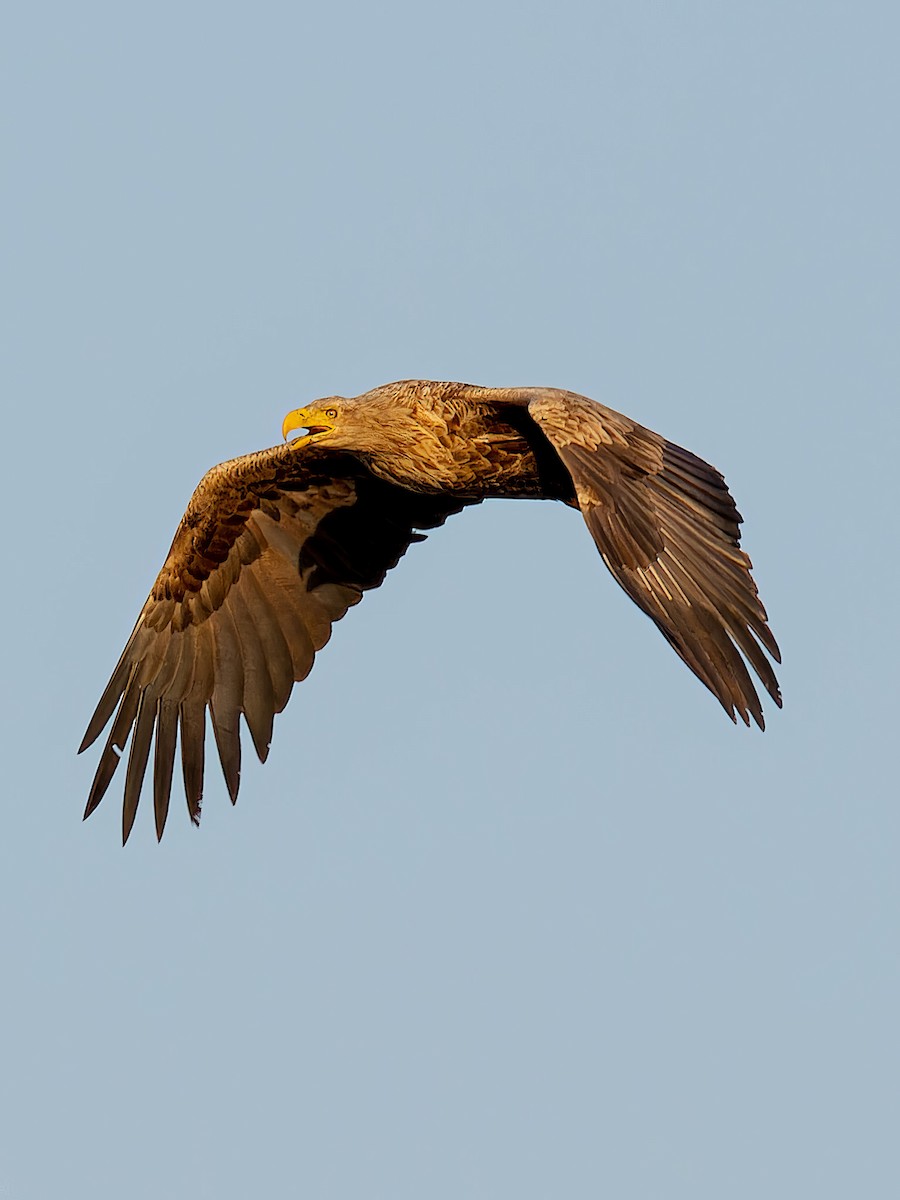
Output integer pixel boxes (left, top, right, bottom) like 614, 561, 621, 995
524, 389, 781, 727
80, 442, 468, 842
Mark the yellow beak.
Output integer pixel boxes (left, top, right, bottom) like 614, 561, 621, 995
282, 408, 308, 442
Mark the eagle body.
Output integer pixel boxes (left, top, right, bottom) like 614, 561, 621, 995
81, 380, 781, 842
296, 380, 575, 501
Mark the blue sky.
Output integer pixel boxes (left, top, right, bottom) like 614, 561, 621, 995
2, 2, 898, 1196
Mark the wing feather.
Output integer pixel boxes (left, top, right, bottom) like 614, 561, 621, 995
122, 690, 156, 843
526, 389, 781, 726
81, 442, 467, 839
253, 554, 317, 681
209, 605, 245, 804
225, 583, 276, 764
153, 699, 179, 841
79, 634, 142, 753
179, 699, 206, 824
84, 664, 141, 819
241, 566, 295, 714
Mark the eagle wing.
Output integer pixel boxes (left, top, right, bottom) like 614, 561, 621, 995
523, 389, 781, 727
80, 443, 468, 842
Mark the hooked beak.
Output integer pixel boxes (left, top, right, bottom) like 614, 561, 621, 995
282, 409, 333, 442
282, 408, 309, 442
282, 405, 336, 445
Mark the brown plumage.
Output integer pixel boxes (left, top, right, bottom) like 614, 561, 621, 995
80, 380, 781, 842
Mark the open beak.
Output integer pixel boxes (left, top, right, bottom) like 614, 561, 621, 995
282, 408, 308, 442
283, 407, 335, 444
285, 410, 321, 444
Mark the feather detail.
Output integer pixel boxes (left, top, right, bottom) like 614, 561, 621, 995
179, 700, 206, 825
122, 690, 157, 843
209, 606, 244, 803
226, 582, 275, 764
526, 388, 780, 725
153, 698, 179, 841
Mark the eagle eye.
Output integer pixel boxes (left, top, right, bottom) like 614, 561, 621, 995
325, 408, 337, 420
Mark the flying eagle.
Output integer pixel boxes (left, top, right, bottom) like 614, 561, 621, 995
80, 380, 781, 842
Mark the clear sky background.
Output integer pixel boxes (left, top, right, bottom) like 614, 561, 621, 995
2, 2, 898, 1197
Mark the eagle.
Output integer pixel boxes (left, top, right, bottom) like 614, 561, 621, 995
80, 380, 781, 842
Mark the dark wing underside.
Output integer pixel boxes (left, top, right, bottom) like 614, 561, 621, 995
80, 443, 469, 842
522, 390, 781, 726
